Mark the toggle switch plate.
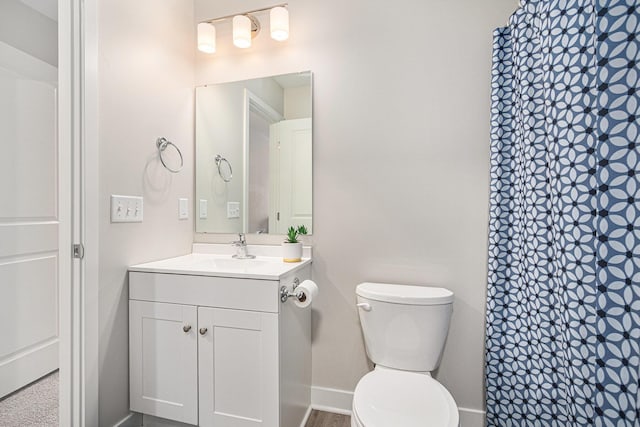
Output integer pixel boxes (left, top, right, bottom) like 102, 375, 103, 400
111, 195, 143, 223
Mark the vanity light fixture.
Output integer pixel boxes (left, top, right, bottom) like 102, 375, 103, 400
197, 23, 216, 54
270, 6, 289, 41
197, 3, 289, 54
233, 15, 255, 49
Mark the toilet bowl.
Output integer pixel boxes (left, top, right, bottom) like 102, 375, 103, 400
351, 368, 458, 427
353, 283, 459, 427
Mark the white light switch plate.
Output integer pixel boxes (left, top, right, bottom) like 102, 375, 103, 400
227, 202, 240, 219
111, 195, 143, 223
179, 198, 188, 220
199, 199, 208, 219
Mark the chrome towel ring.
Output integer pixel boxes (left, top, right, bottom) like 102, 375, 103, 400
214, 154, 233, 182
156, 137, 184, 173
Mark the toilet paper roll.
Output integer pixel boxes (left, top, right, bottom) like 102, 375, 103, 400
295, 280, 318, 308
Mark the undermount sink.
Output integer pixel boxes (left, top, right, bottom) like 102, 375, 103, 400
129, 248, 311, 280
197, 257, 267, 270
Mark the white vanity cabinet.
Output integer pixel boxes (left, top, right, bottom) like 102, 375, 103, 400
129, 300, 199, 424
197, 307, 278, 427
128, 258, 312, 427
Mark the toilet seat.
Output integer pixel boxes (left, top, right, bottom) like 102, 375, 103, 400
352, 368, 459, 427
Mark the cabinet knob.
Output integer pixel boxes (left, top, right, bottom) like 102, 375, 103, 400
199, 327, 208, 336
183, 325, 192, 333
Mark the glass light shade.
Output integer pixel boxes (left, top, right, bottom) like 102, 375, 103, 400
233, 15, 252, 48
197, 23, 216, 53
270, 7, 289, 41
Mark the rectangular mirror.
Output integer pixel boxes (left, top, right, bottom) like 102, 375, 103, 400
195, 71, 312, 235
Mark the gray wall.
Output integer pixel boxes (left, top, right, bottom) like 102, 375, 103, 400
94, 0, 518, 423
97, 0, 195, 425
194, 0, 517, 414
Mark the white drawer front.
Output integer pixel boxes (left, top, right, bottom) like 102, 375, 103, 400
129, 272, 280, 313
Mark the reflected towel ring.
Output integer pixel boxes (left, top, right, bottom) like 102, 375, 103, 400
156, 137, 184, 173
214, 154, 233, 182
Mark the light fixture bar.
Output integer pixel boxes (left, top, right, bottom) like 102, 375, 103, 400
200, 3, 288, 25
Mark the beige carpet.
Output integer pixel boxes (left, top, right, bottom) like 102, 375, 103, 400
0, 371, 58, 427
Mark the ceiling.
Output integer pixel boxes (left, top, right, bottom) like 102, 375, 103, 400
20, 0, 57, 21
273, 72, 312, 89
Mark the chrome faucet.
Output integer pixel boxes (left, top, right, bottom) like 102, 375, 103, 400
232, 233, 255, 259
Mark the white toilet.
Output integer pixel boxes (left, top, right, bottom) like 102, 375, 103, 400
352, 282, 459, 427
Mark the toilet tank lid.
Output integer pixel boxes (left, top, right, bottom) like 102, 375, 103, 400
356, 283, 454, 305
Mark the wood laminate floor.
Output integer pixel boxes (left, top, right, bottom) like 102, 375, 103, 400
305, 410, 351, 427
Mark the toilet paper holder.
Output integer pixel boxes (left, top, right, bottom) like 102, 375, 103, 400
280, 278, 306, 303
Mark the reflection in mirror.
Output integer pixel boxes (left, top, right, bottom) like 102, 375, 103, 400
195, 71, 312, 235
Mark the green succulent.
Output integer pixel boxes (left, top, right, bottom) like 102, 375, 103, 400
285, 225, 308, 243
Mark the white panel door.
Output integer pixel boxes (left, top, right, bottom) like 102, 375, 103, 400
129, 300, 198, 425
0, 45, 59, 398
270, 118, 312, 234
198, 307, 279, 427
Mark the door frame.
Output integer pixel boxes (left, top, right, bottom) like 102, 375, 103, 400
58, 0, 99, 425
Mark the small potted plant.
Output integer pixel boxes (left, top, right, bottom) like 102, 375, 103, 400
282, 225, 307, 263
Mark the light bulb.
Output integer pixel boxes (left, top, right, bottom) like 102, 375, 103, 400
233, 15, 252, 48
197, 23, 216, 54
270, 7, 289, 41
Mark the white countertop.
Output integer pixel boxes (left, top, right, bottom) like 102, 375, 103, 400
129, 252, 312, 280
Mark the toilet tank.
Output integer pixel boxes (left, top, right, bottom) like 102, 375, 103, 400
356, 283, 454, 372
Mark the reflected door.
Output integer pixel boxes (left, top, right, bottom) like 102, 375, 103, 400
270, 118, 312, 234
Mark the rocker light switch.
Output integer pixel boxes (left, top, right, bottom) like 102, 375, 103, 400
199, 199, 208, 219
179, 198, 188, 220
227, 202, 240, 219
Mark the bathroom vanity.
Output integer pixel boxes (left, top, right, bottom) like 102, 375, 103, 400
128, 244, 312, 427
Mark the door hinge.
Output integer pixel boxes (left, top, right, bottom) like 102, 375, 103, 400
277, 212, 280, 221
73, 243, 85, 259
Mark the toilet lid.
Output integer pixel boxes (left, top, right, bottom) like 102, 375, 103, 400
356, 283, 454, 305
353, 369, 459, 427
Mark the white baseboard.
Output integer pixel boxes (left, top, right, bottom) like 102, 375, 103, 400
310, 385, 486, 427
142, 414, 195, 427
113, 412, 142, 427
458, 407, 486, 427
311, 386, 353, 415
299, 405, 313, 427
0, 338, 58, 398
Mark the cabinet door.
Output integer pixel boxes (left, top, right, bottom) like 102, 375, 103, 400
129, 300, 198, 425
198, 307, 279, 427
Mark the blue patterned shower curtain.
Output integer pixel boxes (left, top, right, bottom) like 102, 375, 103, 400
486, 0, 639, 425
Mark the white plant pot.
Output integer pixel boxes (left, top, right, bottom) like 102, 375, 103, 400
282, 242, 302, 263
